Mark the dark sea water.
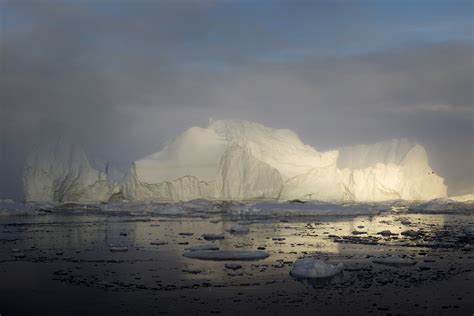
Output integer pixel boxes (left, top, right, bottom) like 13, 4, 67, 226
0, 203, 473, 315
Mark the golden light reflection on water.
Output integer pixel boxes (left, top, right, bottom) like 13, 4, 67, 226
4, 210, 457, 286
124, 212, 452, 283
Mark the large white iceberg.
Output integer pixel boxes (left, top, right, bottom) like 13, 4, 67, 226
24, 119, 448, 202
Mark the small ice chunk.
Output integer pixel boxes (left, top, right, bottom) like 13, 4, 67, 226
227, 271, 243, 277
272, 237, 286, 241
187, 244, 220, 251
378, 230, 394, 236
230, 224, 250, 234
150, 241, 168, 246
290, 257, 343, 279
373, 256, 417, 266
109, 246, 128, 252
202, 233, 225, 240
225, 263, 242, 270
463, 226, 474, 236
182, 268, 202, 274
183, 250, 269, 261
401, 230, 421, 237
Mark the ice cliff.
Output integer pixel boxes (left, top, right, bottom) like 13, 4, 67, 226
23, 139, 120, 201
24, 120, 448, 202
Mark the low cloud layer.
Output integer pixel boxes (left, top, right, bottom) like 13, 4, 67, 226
1, 0, 473, 198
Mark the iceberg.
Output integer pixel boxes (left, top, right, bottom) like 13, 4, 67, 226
23, 120, 448, 202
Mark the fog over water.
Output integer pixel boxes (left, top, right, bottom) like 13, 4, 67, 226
1, 0, 473, 199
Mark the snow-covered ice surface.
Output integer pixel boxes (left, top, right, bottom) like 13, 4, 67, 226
0, 199, 473, 315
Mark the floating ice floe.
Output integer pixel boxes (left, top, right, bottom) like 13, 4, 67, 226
224, 263, 242, 270
290, 257, 344, 279
372, 256, 416, 266
109, 246, 128, 252
400, 219, 412, 225
187, 244, 220, 251
227, 271, 243, 277
183, 250, 269, 261
202, 233, 225, 240
150, 241, 168, 246
463, 226, 474, 236
272, 237, 286, 241
401, 230, 422, 237
229, 224, 250, 234
378, 230, 395, 236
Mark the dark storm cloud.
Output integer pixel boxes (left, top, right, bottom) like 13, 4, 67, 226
1, 0, 473, 198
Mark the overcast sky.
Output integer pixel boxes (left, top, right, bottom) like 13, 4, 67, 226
1, 0, 473, 199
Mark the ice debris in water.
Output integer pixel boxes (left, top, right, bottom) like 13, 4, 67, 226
182, 268, 202, 274
109, 245, 128, 252
463, 226, 474, 236
372, 256, 417, 266
183, 250, 269, 261
290, 257, 344, 279
150, 241, 168, 246
229, 224, 250, 234
401, 229, 421, 237
187, 244, 220, 251
378, 230, 394, 236
224, 263, 242, 270
272, 237, 286, 241
202, 233, 225, 240
0, 199, 42, 216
